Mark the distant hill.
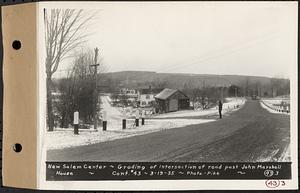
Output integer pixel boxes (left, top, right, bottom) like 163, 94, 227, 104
102, 71, 279, 89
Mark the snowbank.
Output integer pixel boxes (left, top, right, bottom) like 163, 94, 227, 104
260, 98, 290, 114
279, 144, 291, 162
46, 118, 214, 150
256, 143, 290, 162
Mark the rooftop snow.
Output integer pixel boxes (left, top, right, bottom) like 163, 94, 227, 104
155, 88, 178, 100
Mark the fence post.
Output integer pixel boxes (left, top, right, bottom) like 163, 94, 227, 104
141, 110, 145, 125
135, 110, 139, 127
122, 111, 126, 129
73, 111, 79, 135
103, 111, 107, 131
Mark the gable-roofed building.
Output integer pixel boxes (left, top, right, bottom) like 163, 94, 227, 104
155, 88, 190, 113
138, 87, 162, 107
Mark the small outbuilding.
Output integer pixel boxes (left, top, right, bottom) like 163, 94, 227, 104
155, 88, 190, 113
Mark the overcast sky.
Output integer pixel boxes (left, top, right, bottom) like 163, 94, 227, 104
49, 2, 298, 78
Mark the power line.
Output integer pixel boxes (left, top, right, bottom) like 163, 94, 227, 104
157, 30, 281, 73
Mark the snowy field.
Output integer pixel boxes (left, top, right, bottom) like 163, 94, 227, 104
46, 97, 246, 150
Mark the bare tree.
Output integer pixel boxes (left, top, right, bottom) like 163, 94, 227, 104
56, 50, 104, 128
270, 77, 290, 97
44, 9, 95, 131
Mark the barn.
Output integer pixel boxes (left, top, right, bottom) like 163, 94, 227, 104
155, 88, 190, 113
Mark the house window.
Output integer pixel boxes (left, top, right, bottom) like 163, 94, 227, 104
141, 101, 147, 105
146, 94, 150, 99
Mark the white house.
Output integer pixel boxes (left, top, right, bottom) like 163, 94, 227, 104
138, 87, 162, 107
120, 88, 139, 99
139, 93, 155, 107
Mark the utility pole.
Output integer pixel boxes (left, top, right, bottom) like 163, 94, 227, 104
221, 84, 227, 102
235, 87, 237, 100
221, 86, 224, 102
91, 47, 100, 130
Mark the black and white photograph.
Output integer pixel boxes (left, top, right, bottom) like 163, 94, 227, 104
39, 1, 297, 189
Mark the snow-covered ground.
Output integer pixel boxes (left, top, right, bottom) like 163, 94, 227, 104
154, 97, 245, 118
279, 144, 291, 162
47, 97, 246, 150
260, 98, 290, 114
264, 97, 290, 104
101, 95, 125, 130
46, 118, 214, 150
256, 141, 290, 162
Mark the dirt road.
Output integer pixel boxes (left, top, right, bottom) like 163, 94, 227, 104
101, 95, 124, 130
48, 100, 290, 162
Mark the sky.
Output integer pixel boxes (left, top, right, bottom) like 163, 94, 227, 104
48, 2, 298, 79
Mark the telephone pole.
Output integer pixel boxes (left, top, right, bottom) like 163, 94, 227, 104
221, 86, 224, 102
91, 47, 100, 130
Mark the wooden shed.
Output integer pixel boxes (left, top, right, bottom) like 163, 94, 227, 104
155, 88, 190, 113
